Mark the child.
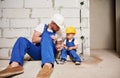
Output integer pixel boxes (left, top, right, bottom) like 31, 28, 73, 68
60, 26, 81, 65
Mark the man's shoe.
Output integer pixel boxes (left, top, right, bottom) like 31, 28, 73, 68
36, 65, 53, 78
0, 65, 24, 78
75, 61, 81, 65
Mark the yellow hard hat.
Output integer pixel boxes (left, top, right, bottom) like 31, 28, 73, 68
65, 26, 76, 34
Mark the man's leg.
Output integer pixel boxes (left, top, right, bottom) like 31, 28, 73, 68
37, 35, 55, 78
0, 37, 41, 77
10, 37, 41, 65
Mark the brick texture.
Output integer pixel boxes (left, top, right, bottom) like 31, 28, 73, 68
0, 29, 1, 37
0, 9, 2, 17
0, 0, 23, 8
32, 9, 59, 18
55, 0, 79, 8
0, 49, 10, 58
25, 0, 52, 8
65, 18, 80, 27
61, 9, 80, 18
3, 9, 30, 18
11, 19, 39, 28
3, 28, 30, 38
0, 19, 9, 28
0, 38, 16, 48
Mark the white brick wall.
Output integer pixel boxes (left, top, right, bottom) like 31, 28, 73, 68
65, 18, 80, 27
55, 0, 79, 8
30, 28, 35, 39
3, 9, 30, 18
0, 38, 16, 48
79, 0, 89, 8
11, 19, 39, 28
0, 29, 2, 37
0, 0, 23, 8
3, 28, 30, 38
80, 18, 88, 27
25, 0, 52, 8
0, 9, 2, 17
0, 0, 90, 56
79, 28, 89, 37
0, 19, 9, 28
0, 48, 11, 58
61, 9, 80, 18
32, 9, 59, 18
40, 18, 51, 24
81, 8, 89, 18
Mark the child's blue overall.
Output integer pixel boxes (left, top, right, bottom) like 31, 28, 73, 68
10, 24, 56, 67
61, 38, 81, 62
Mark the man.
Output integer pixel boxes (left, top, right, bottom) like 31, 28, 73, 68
0, 14, 64, 78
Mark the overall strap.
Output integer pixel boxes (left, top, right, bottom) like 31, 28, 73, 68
72, 38, 75, 43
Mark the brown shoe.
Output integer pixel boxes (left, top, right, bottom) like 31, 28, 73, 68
0, 65, 24, 78
36, 65, 53, 78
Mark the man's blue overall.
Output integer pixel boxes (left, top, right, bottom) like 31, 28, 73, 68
10, 24, 56, 67
61, 38, 81, 62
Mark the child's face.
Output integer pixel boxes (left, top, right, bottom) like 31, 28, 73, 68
66, 33, 75, 39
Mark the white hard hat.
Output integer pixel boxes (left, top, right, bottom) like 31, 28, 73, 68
51, 14, 65, 29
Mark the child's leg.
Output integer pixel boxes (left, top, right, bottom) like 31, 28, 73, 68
68, 50, 81, 62
61, 48, 67, 61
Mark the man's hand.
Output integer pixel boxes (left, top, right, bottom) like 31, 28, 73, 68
56, 44, 62, 51
56, 41, 63, 51
51, 35, 57, 40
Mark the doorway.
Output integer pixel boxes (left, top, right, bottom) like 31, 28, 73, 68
90, 0, 116, 50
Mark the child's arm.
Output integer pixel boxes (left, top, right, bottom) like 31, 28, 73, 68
68, 45, 78, 50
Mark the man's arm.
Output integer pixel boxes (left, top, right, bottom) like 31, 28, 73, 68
32, 30, 42, 43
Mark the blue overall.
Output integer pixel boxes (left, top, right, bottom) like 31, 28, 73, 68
10, 24, 56, 67
61, 38, 81, 62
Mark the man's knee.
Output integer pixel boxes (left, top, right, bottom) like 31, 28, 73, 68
17, 37, 28, 43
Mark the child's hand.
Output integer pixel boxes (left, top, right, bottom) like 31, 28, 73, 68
68, 45, 78, 51
64, 46, 68, 50
68, 47, 74, 50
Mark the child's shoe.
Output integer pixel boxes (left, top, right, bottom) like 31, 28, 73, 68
75, 61, 81, 65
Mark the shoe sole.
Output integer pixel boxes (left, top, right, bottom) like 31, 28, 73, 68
37, 65, 53, 78
75, 63, 80, 65
75, 62, 81, 65
0, 70, 24, 78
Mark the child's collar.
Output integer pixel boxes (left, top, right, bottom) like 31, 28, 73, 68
67, 38, 74, 42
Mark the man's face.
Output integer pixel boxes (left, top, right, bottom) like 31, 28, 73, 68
50, 21, 60, 32
66, 33, 75, 39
